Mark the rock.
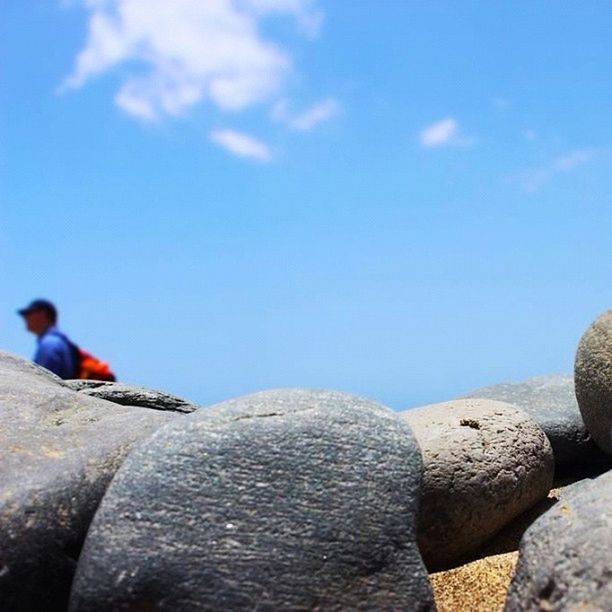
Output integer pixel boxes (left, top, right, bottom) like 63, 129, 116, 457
0, 351, 182, 612
400, 398, 554, 570
64, 380, 198, 413
552, 467, 612, 504
460, 375, 609, 467
467, 467, 612, 563
505, 469, 612, 611
0, 349, 65, 384
69, 389, 435, 611
575, 309, 612, 455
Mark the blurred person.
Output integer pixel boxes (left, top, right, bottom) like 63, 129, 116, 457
17, 298, 77, 379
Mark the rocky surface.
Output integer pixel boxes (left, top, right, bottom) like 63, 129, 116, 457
400, 398, 554, 570
64, 379, 199, 413
505, 468, 612, 611
0, 351, 184, 612
575, 309, 612, 455
460, 374, 610, 467
69, 389, 435, 611
6, 306, 612, 611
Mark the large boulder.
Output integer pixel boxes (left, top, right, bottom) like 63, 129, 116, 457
505, 469, 612, 611
400, 398, 554, 569
0, 351, 182, 612
64, 379, 199, 413
69, 389, 435, 611
460, 375, 609, 467
575, 309, 612, 455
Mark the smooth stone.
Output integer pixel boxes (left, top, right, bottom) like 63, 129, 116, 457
69, 389, 435, 611
460, 374, 609, 467
400, 398, 554, 570
574, 310, 612, 455
505, 469, 612, 611
0, 351, 181, 612
64, 380, 198, 413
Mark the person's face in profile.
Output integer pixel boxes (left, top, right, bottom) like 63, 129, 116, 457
23, 309, 52, 335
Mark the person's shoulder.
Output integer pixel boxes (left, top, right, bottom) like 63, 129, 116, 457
39, 329, 70, 349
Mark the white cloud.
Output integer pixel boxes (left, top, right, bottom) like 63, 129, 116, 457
271, 97, 339, 130
519, 149, 596, 193
210, 129, 272, 162
243, 0, 323, 38
64, 0, 321, 121
419, 117, 471, 148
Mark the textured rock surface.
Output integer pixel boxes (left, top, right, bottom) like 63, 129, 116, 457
505, 469, 612, 611
575, 309, 612, 455
0, 351, 180, 612
430, 475, 610, 612
460, 374, 609, 466
64, 379, 198, 413
400, 398, 554, 569
70, 389, 434, 611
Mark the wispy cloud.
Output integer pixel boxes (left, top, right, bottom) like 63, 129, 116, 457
554, 149, 593, 171
271, 97, 339, 130
246, 0, 323, 38
210, 129, 272, 162
418, 117, 472, 148
519, 148, 596, 193
63, 0, 322, 121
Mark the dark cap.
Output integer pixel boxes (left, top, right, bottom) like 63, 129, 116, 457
17, 299, 57, 322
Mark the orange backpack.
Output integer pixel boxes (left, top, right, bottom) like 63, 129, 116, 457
50, 329, 117, 382
75, 346, 116, 381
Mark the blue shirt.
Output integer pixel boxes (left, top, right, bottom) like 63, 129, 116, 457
34, 326, 77, 379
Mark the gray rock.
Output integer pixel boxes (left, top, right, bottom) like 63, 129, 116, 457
400, 398, 554, 570
69, 389, 434, 611
575, 309, 612, 455
0, 349, 65, 384
0, 351, 181, 612
460, 375, 609, 467
505, 469, 612, 611
64, 380, 198, 413
553, 472, 603, 502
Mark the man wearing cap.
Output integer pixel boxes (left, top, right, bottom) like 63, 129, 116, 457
18, 299, 77, 379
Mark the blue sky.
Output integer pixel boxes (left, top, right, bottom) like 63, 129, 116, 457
2, 1, 612, 408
